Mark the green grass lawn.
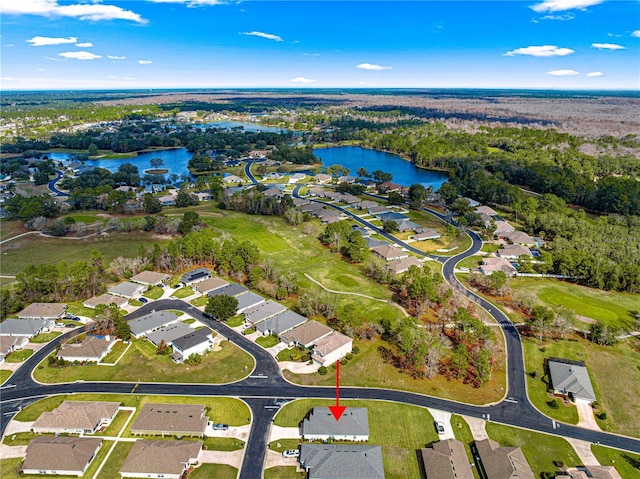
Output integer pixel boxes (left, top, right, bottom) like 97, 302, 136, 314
277, 347, 309, 362
100, 341, 129, 363
30, 331, 61, 343
5, 349, 34, 362
274, 399, 439, 479
264, 467, 306, 479
189, 464, 239, 479
95, 441, 134, 479
94, 409, 132, 436
0, 370, 13, 384
143, 286, 164, 300
171, 286, 194, 298
184, 318, 196, 324
191, 296, 208, 307
226, 315, 245, 327
256, 334, 279, 348
268, 438, 301, 453
485, 423, 581, 477
129, 299, 143, 306
450, 415, 481, 479
591, 445, 640, 479
3, 432, 54, 446
66, 301, 98, 318
33, 339, 254, 384
203, 437, 245, 451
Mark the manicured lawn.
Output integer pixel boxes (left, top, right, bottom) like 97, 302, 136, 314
95, 441, 134, 479
100, 340, 129, 363
275, 399, 439, 479
277, 346, 309, 362
0, 369, 13, 384
129, 299, 143, 306
30, 331, 61, 343
485, 423, 581, 477
284, 336, 506, 405
184, 318, 196, 324
226, 315, 245, 327
5, 349, 34, 362
3, 431, 53, 446
268, 438, 300, 453
33, 339, 254, 384
481, 243, 500, 253
450, 415, 481, 479
203, 437, 245, 451
591, 445, 640, 479
94, 409, 132, 436
172, 286, 194, 298
264, 467, 305, 479
66, 301, 98, 318
143, 286, 164, 300
191, 296, 208, 307
256, 334, 279, 348
189, 464, 238, 479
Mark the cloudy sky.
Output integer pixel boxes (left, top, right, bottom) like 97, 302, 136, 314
1, 0, 638, 90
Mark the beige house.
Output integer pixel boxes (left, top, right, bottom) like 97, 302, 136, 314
311, 331, 353, 367
371, 244, 409, 261
421, 439, 474, 479
32, 400, 120, 434
22, 437, 102, 476
497, 244, 533, 259
280, 320, 333, 348
17, 303, 67, 319
129, 271, 171, 286
475, 438, 535, 479
479, 257, 517, 276
119, 440, 202, 479
57, 335, 117, 363
385, 256, 422, 275
556, 466, 622, 479
83, 293, 128, 310
130, 403, 208, 437
193, 276, 229, 294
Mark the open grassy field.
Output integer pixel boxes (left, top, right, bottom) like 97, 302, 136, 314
0, 219, 27, 240
591, 445, 640, 479
285, 335, 506, 405
33, 338, 254, 384
264, 467, 306, 479
275, 398, 438, 479
485, 423, 581, 477
189, 464, 239, 479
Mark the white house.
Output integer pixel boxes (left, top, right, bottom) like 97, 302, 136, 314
170, 328, 213, 363
302, 407, 370, 442
311, 331, 352, 367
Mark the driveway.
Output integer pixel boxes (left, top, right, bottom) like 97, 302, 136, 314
576, 399, 601, 431
264, 449, 300, 468
198, 449, 244, 467
280, 361, 319, 374
428, 409, 454, 440
462, 415, 489, 441
269, 426, 300, 442
565, 437, 601, 466
204, 424, 251, 441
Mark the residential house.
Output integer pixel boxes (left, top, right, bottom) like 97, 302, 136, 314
311, 331, 353, 367
395, 219, 420, 232
337, 175, 357, 184
207, 283, 248, 298
129, 271, 171, 286
478, 257, 517, 277
293, 197, 310, 207
195, 191, 212, 202
372, 244, 409, 261
236, 291, 265, 313
158, 193, 176, 207
243, 300, 288, 326
263, 186, 284, 198
289, 172, 306, 183
377, 211, 408, 223
313, 173, 331, 184
503, 231, 536, 247
0, 336, 28, 362
108, 282, 146, 300
83, 293, 128, 310
308, 186, 328, 197
249, 149, 270, 159
32, 401, 120, 435
146, 322, 193, 348
475, 438, 535, 479
130, 403, 208, 437
193, 276, 229, 294
497, 244, 533, 259
494, 221, 515, 237
256, 310, 307, 336
355, 200, 378, 210
263, 172, 284, 180
365, 237, 389, 249
475, 205, 498, 216
299, 444, 385, 479
548, 358, 597, 402
352, 226, 371, 237
556, 466, 622, 479
57, 335, 117, 363
302, 407, 370, 442
420, 439, 474, 479
22, 437, 103, 477
317, 210, 343, 224
0, 319, 54, 338
170, 328, 214, 363
128, 311, 179, 339
180, 267, 211, 286
280, 320, 333, 348
300, 202, 325, 215
462, 197, 480, 207
119, 440, 202, 479
17, 303, 67, 320
385, 256, 422, 275
223, 174, 244, 184
368, 205, 390, 216
379, 181, 402, 193
413, 227, 441, 240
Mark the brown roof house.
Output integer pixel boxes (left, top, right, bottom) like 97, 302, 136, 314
385, 256, 422, 275
17, 302, 67, 319
479, 257, 517, 277
475, 438, 535, 479
193, 276, 229, 294
556, 466, 622, 479
120, 440, 202, 479
497, 244, 533, 259
311, 331, 353, 367
280, 320, 333, 348
32, 400, 120, 434
129, 271, 171, 286
57, 335, 118, 363
22, 436, 103, 476
83, 293, 128, 310
0, 335, 28, 362
130, 403, 208, 437
371, 244, 409, 261
503, 231, 536, 246
421, 439, 473, 479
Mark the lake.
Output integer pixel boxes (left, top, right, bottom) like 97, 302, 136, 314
198, 121, 286, 133
313, 146, 448, 190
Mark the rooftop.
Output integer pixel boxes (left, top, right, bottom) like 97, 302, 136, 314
108, 281, 146, 298
32, 401, 120, 432
17, 302, 66, 319
0, 318, 54, 337
312, 331, 352, 360
129, 311, 179, 337
120, 440, 202, 476
23, 436, 102, 473
146, 322, 194, 347
181, 267, 211, 283
421, 439, 474, 479
208, 282, 248, 298
244, 300, 288, 325
280, 320, 333, 347
236, 291, 265, 312
171, 328, 212, 352
130, 403, 208, 435
548, 358, 597, 402
303, 407, 370, 438
193, 276, 229, 294
371, 244, 408, 261
83, 293, 128, 309
256, 310, 307, 335
476, 438, 535, 479
130, 271, 171, 285
300, 444, 385, 479
57, 335, 116, 361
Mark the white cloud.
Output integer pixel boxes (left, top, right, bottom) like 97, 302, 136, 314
547, 69, 579, 76
591, 43, 625, 50
108, 55, 126, 60
356, 63, 392, 71
303, 53, 320, 56
0, 0, 147, 23
27, 36, 78, 46
58, 51, 102, 60
241, 31, 283, 42
531, 0, 604, 13
607, 33, 621, 38
145, 0, 223, 6
138, 60, 153, 64
586, 71, 604, 77
504, 45, 574, 57
632, 31, 640, 38
540, 13, 575, 20
290, 77, 316, 83
75, 42, 93, 48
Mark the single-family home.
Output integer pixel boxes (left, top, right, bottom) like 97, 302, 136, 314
366, 237, 389, 249
17, 303, 67, 320
461, 197, 480, 207
377, 211, 408, 223
413, 227, 441, 240
395, 219, 421, 232
556, 466, 622, 479
421, 439, 474, 479
158, 193, 176, 207
83, 293, 128, 310
308, 187, 327, 197
311, 331, 353, 366
195, 191, 212, 202
263, 172, 284, 181
293, 197, 310, 207
475, 205, 498, 216
128, 311, 179, 339
289, 172, 306, 183
280, 320, 333, 348
475, 438, 535, 479
180, 267, 211, 286
57, 335, 117, 363
352, 226, 370, 237
263, 186, 284, 198
0, 319, 54, 338
130, 403, 208, 437
368, 205, 389, 216
129, 271, 171, 286
119, 440, 202, 479
497, 244, 533, 259
300, 202, 325, 214
494, 221, 515, 237
299, 444, 385, 479
31, 401, 120, 435
478, 257, 517, 277
208, 283, 248, 298
236, 291, 265, 313
193, 276, 229, 294
355, 200, 379, 210
108, 282, 146, 300
372, 244, 409, 261
313, 174, 332, 184
317, 210, 342, 223
256, 310, 307, 336
385, 256, 422, 275
302, 407, 370, 442
0, 335, 28, 362
379, 181, 402, 193
170, 328, 214, 363
223, 174, 244, 184
146, 322, 193, 348
244, 300, 288, 326
548, 358, 596, 402
503, 231, 536, 246
249, 149, 270, 159
22, 437, 103, 477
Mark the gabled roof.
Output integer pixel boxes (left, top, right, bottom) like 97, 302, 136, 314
171, 328, 212, 353
377, 211, 408, 222
302, 407, 369, 437
130, 271, 171, 285
208, 282, 248, 297
365, 237, 389, 249
280, 320, 333, 347
32, 401, 119, 432
504, 231, 536, 245
256, 310, 307, 335
146, 322, 194, 347
120, 440, 202, 476
475, 205, 498, 216
300, 444, 384, 479
312, 331, 352, 360
236, 291, 265, 312
475, 439, 535, 479
108, 281, 146, 298
17, 303, 66, 319
497, 244, 533, 258
193, 276, 229, 294
413, 227, 441, 239
480, 257, 517, 274
57, 335, 116, 361
385, 256, 422, 275
23, 436, 102, 473
84, 293, 128, 309
0, 319, 54, 337
395, 219, 421, 232
421, 439, 474, 479
181, 267, 211, 284
494, 220, 515, 235
0, 335, 28, 354
371, 244, 408, 261
129, 311, 179, 337
244, 300, 288, 325
130, 403, 208, 435
548, 358, 596, 402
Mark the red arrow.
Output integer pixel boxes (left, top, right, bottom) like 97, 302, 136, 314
328, 360, 346, 421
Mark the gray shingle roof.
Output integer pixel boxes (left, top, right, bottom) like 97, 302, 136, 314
548, 358, 596, 402
208, 283, 248, 297
171, 328, 212, 353
243, 300, 288, 325
0, 319, 54, 337
108, 281, 146, 298
377, 211, 408, 222
302, 407, 369, 438
128, 311, 179, 337
146, 322, 194, 347
236, 291, 265, 312
300, 444, 385, 479
256, 310, 306, 335
180, 267, 211, 284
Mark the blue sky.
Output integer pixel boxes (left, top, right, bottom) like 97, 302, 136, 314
1, 0, 638, 90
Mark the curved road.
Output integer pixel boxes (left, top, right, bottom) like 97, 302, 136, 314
47, 169, 68, 197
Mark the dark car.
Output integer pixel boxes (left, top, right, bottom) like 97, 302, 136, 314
212, 423, 228, 431
139, 297, 148, 304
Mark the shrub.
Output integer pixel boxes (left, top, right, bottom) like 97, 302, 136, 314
345, 353, 353, 360
340, 358, 347, 365
547, 399, 559, 409
352, 346, 360, 354
599, 412, 607, 420
318, 366, 328, 375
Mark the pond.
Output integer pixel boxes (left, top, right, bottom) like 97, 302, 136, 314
313, 146, 448, 190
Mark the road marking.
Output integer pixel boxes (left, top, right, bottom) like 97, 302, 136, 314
249, 375, 268, 379
0, 384, 16, 390
504, 397, 518, 404
552, 420, 557, 429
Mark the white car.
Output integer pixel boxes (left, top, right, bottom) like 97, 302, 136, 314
435, 420, 446, 435
282, 449, 300, 458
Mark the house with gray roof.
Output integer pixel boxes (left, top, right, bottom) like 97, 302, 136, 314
146, 322, 193, 347
128, 311, 179, 338
377, 211, 408, 222
32, 400, 120, 435
108, 281, 146, 299
83, 293, 128, 310
365, 237, 389, 249
0, 336, 28, 362
17, 302, 67, 319
130, 403, 208, 437
180, 267, 211, 285
22, 436, 103, 477
475, 438, 535, 479
171, 328, 213, 363
395, 219, 420, 232
0, 318, 54, 338
421, 439, 473, 479
236, 291, 265, 313
244, 300, 288, 326
548, 358, 596, 402
129, 271, 171, 286
57, 335, 117, 363
302, 407, 369, 441
280, 320, 333, 348
256, 310, 307, 336
299, 444, 385, 479
120, 440, 202, 479
208, 283, 248, 298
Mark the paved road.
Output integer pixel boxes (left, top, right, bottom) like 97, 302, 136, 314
48, 169, 68, 197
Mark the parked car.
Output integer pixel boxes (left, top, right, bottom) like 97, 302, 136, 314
139, 297, 148, 304
65, 324, 76, 328
282, 449, 300, 458
68, 316, 81, 321
435, 420, 446, 435
212, 423, 228, 431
